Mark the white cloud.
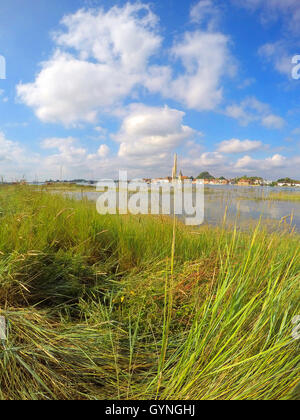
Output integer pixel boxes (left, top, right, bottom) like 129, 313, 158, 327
0, 132, 25, 164
17, 4, 162, 125
94, 126, 106, 134
114, 104, 196, 159
225, 97, 268, 126
235, 153, 288, 170
261, 114, 285, 129
97, 144, 109, 158
42, 137, 87, 166
181, 152, 226, 170
186, 139, 204, 156
145, 1, 236, 112
18, 51, 148, 125
165, 30, 235, 111
40, 137, 113, 179
292, 127, 300, 135
0, 130, 299, 181
190, 0, 221, 29
258, 41, 294, 78
0, 108, 197, 180
0, 89, 8, 103
218, 138, 264, 153
145, 29, 235, 111
0, 132, 39, 180
225, 96, 285, 129
18, 3, 236, 124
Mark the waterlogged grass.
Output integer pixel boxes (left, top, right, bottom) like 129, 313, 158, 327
0, 185, 299, 400
264, 192, 300, 202
37, 182, 96, 192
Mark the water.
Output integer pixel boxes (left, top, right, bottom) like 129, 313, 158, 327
60, 185, 300, 232
203, 185, 300, 232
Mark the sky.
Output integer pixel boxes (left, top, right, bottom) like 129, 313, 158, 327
0, 0, 300, 181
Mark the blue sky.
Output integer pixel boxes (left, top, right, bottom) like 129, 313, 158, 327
0, 0, 300, 181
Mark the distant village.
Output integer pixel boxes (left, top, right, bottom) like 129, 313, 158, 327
147, 172, 300, 187
3, 173, 300, 187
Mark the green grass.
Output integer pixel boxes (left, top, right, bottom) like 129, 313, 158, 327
35, 182, 96, 192
264, 192, 300, 202
0, 185, 299, 400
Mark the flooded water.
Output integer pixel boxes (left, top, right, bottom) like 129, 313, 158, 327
204, 185, 300, 232
60, 185, 300, 232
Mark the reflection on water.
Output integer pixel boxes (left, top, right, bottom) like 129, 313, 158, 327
60, 185, 300, 232
204, 187, 299, 231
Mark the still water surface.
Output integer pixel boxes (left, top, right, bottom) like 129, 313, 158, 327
62, 185, 300, 232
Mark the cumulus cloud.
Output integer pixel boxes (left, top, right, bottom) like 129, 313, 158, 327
42, 137, 109, 169
168, 31, 235, 111
114, 104, 196, 159
0, 132, 39, 179
0, 132, 24, 163
261, 114, 285, 129
97, 144, 110, 158
42, 137, 88, 167
181, 149, 300, 179
145, 28, 236, 112
225, 96, 285, 129
17, 2, 236, 125
235, 154, 288, 170
145, 1, 236, 111
18, 53, 143, 125
17, 4, 162, 125
0, 104, 198, 180
258, 41, 295, 78
190, 0, 221, 29
181, 152, 226, 172
230, 153, 300, 178
39, 137, 114, 179
0, 130, 299, 180
218, 139, 264, 153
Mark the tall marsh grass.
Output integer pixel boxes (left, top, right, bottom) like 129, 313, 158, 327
0, 185, 299, 400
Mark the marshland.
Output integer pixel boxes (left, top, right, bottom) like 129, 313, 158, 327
0, 184, 299, 400
2, 0, 300, 403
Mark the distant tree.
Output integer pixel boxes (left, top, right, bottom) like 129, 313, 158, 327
249, 176, 263, 181
197, 171, 215, 179
277, 178, 297, 184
